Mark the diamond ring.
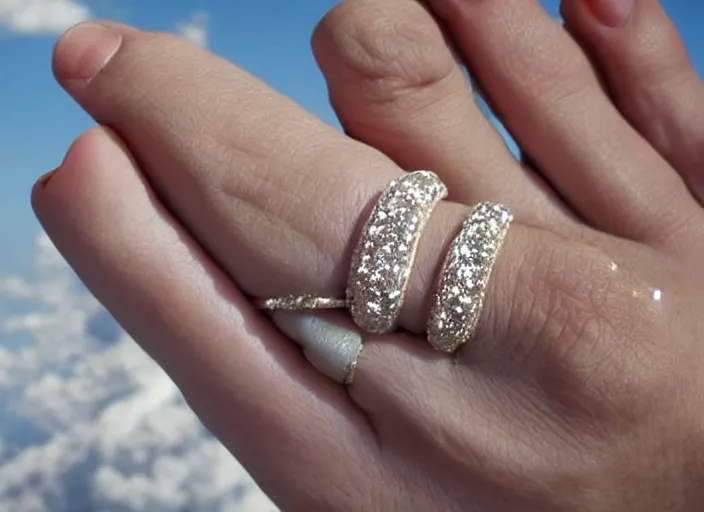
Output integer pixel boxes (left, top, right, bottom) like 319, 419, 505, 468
255, 170, 513, 360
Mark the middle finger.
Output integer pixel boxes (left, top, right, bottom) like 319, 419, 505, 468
312, 0, 573, 231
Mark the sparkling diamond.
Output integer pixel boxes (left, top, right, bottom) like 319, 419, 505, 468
348, 171, 448, 333
427, 202, 513, 352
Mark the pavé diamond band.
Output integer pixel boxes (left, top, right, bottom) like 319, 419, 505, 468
253, 170, 446, 335
346, 171, 447, 334
427, 202, 513, 353
255, 171, 512, 357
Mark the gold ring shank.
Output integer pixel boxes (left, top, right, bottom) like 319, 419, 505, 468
427, 202, 513, 353
344, 347, 361, 385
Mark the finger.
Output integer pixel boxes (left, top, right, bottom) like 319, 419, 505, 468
271, 310, 507, 509
311, 0, 573, 231
50, 21, 556, 336
32, 126, 382, 509
561, 0, 704, 205
425, 0, 703, 245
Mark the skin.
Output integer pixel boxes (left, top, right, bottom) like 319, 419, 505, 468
31, 0, 704, 510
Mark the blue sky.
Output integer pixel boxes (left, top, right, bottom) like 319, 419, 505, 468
1, 0, 703, 276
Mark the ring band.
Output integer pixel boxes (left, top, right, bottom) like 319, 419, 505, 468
254, 171, 447, 331
346, 171, 447, 333
253, 295, 347, 310
427, 202, 513, 352
255, 175, 512, 361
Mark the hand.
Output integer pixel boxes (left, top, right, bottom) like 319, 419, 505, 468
34, 1, 704, 510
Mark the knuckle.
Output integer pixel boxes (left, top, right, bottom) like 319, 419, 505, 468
513, 239, 667, 423
534, 62, 596, 111
503, 32, 598, 109
313, 0, 456, 102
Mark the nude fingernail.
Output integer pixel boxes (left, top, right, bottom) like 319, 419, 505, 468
271, 312, 362, 384
584, 0, 634, 27
53, 22, 122, 85
37, 168, 59, 189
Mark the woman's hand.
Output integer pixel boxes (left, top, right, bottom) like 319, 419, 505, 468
34, 1, 704, 510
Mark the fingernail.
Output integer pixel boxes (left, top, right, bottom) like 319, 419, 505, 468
37, 168, 59, 189
271, 312, 363, 384
54, 22, 122, 85
584, 0, 634, 27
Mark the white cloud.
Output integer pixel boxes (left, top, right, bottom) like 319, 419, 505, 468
176, 11, 208, 48
0, 0, 90, 35
0, 233, 277, 511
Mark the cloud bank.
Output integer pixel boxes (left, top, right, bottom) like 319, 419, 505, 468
0, 233, 276, 511
0, 0, 90, 35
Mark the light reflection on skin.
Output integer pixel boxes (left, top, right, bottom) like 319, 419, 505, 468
611, 260, 663, 306
631, 287, 664, 304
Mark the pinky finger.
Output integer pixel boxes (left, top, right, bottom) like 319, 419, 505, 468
31, 125, 381, 510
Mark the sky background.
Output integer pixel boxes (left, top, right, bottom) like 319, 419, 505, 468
0, 1, 702, 511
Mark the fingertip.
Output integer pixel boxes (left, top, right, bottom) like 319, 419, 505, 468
31, 127, 134, 218
309, 3, 331, 60
52, 21, 123, 88
581, 0, 635, 28
31, 130, 85, 211
560, 0, 602, 34
36, 168, 58, 190
30, 168, 59, 223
